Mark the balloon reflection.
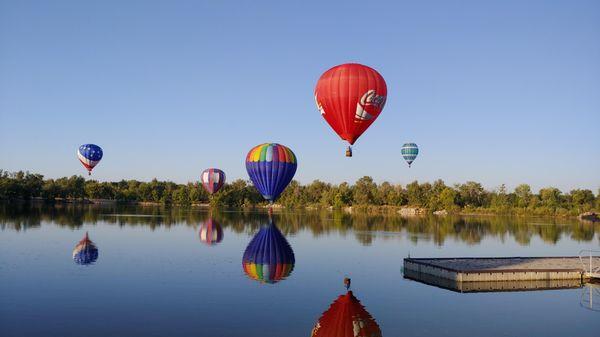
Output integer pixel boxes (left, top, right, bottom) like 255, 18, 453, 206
311, 281, 382, 337
199, 217, 224, 245
242, 218, 295, 284
72, 232, 99, 265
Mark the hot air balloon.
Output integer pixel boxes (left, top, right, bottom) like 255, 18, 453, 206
311, 285, 382, 337
72, 232, 99, 265
242, 220, 295, 284
77, 144, 103, 175
315, 63, 387, 157
201, 168, 226, 195
199, 217, 223, 245
245, 143, 297, 203
401, 143, 418, 167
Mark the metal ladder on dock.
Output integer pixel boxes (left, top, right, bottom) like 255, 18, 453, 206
579, 249, 600, 280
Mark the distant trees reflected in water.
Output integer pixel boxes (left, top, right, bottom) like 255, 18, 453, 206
1, 203, 598, 246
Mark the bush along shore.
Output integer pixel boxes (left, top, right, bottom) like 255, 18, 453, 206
0, 170, 598, 217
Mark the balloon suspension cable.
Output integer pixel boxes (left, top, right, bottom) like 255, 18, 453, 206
344, 277, 351, 290
345, 146, 352, 157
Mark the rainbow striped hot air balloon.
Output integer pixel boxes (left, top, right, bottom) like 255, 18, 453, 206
201, 168, 226, 195
245, 143, 297, 203
199, 218, 223, 245
72, 232, 99, 265
401, 142, 419, 168
242, 220, 295, 284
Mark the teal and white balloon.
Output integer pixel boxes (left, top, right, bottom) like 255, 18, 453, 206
401, 143, 419, 167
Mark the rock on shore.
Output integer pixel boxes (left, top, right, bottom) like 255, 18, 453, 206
398, 207, 427, 217
578, 212, 599, 222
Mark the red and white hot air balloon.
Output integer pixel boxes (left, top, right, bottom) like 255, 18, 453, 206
200, 168, 226, 195
315, 63, 387, 157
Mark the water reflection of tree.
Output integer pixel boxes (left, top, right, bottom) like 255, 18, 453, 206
0, 203, 598, 246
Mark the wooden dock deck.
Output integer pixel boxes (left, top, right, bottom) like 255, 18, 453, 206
404, 257, 600, 283
403, 268, 584, 293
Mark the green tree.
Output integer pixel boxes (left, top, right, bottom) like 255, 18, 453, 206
54, 175, 85, 199
173, 186, 191, 205
85, 181, 102, 199
514, 184, 532, 208
377, 181, 401, 206
304, 180, 330, 205
427, 179, 448, 210
569, 189, 595, 213
539, 187, 562, 212
457, 181, 486, 207
406, 181, 430, 207
22, 173, 43, 199
335, 182, 353, 208
353, 176, 377, 205
439, 187, 458, 211
490, 184, 510, 211
41, 179, 61, 200
278, 180, 306, 208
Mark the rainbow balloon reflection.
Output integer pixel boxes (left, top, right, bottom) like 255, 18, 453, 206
242, 220, 294, 284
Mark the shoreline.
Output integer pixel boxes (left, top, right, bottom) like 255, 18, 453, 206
3, 198, 598, 221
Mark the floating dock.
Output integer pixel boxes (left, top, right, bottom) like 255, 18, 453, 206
403, 268, 584, 293
404, 257, 600, 284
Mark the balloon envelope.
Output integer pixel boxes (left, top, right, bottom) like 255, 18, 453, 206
199, 218, 224, 245
72, 233, 99, 265
77, 144, 103, 174
315, 63, 387, 146
242, 221, 295, 284
311, 291, 382, 337
245, 143, 297, 202
401, 143, 419, 167
201, 168, 226, 194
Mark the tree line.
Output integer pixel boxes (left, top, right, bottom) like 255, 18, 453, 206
0, 170, 598, 216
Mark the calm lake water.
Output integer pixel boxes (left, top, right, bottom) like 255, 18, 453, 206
1, 203, 599, 337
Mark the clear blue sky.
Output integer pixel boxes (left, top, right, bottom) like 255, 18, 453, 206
1, 0, 598, 192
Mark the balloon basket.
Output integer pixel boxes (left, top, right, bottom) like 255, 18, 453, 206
345, 146, 352, 157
